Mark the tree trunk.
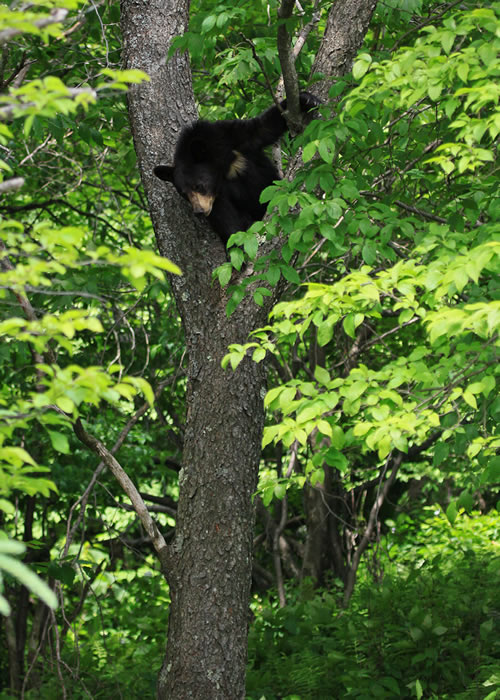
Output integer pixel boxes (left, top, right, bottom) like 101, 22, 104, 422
120, 0, 378, 696
120, 2, 270, 697
312, 0, 378, 101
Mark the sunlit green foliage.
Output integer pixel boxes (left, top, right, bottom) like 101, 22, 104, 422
224, 2, 499, 514
0, 0, 181, 676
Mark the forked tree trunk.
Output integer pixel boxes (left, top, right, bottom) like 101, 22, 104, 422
120, 3, 269, 696
120, 0, 377, 697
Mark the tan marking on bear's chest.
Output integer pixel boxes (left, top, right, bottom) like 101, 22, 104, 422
227, 151, 247, 179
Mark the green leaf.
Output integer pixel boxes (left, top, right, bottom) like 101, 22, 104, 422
317, 320, 334, 346
362, 240, 377, 265
47, 430, 70, 455
428, 83, 442, 101
261, 484, 275, 506
317, 420, 332, 438
352, 54, 372, 80
344, 381, 368, 402
279, 387, 297, 411
462, 390, 477, 409
0, 539, 25, 555
433, 442, 449, 466
274, 482, 286, 500
343, 314, 356, 339
302, 141, 317, 162
216, 262, 232, 287
201, 15, 216, 32
457, 62, 469, 82
440, 31, 455, 54
281, 265, 300, 284
266, 265, 281, 286
445, 501, 458, 525
310, 468, 324, 486
314, 366, 330, 385
253, 290, 263, 306
48, 562, 76, 587
330, 425, 345, 449
252, 346, 266, 363
0, 500, 15, 515
324, 448, 348, 472
398, 308, 414, 325
244, 234, 258, 260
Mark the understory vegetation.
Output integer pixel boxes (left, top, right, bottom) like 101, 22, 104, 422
247, 511, 500, 700
13, 511, 499, 699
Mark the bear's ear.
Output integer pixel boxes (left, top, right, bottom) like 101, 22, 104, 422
154, 165, 175, 182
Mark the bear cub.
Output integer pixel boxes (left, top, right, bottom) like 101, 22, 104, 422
154, 92, 319, 243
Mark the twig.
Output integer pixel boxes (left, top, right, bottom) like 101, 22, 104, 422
343, 451, 403, 606
371, 138, 443, 192
392, 0, 464, 52
240, 35, 280, 107
273, 440, 299, 607
394, 199, 447, 224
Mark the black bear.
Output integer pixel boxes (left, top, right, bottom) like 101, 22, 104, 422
153, 92, 319, 243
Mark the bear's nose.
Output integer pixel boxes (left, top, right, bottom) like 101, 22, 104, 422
188, 191, 215, 216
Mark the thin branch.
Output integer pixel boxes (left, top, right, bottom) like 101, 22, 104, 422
276, 0, 321, 99
240, 35, 279, 107
277, 0, 300, 123
371, 138, 443, 192
0, 239, 50, 375
392, 0, 464, 52
73, 418, 170, 573
63, 379, 172, 561
394, 199, 447, 224
343, 451, 403, 606
273, 440, 299, 607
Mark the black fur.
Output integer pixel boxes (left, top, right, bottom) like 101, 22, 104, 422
154, 92, 319, 243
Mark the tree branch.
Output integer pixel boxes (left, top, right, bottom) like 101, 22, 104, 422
277, 0, 301, 124
73, 418, 170, 574
343, 451, 403, 606
276, 0, 321, 99
63, 379, 173, 560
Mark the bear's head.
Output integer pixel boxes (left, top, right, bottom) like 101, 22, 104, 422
154, 121, 245, 218
154, 159, 217, 216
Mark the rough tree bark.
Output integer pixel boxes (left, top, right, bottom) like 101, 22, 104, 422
119, 0, 377, 697
312, 0, 379, 101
